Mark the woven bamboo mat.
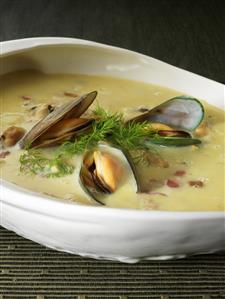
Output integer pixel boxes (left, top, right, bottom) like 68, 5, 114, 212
0, 226, 225, 298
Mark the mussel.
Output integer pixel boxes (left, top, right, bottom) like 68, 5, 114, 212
79, 144, 143, 205
20, 91, 97, 148
129, 96, 204, 146
130, 96, 204, 131
148, 128, 201, 146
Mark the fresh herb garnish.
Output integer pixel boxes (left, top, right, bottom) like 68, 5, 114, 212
58, 107, 122, 157
112, 121, 152, 150
19, 105, 200, 177
19, 149, 74, 178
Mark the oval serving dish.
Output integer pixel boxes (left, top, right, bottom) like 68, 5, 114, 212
0, 37, 224, 263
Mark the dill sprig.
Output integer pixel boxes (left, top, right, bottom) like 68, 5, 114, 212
19, 105, 158, 177
19, 149, 74, 178
112, 120, 155, 151
92, 104, 111, 119
58, 106, 122, 157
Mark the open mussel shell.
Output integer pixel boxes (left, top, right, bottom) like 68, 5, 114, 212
32, 118, 93, 148
144, 127, 201, 147
130, 96, 205, 131
20, 91, 97, 148
143, 124, 201, 147
157, 130, 191, 138
79, 144, 142, 205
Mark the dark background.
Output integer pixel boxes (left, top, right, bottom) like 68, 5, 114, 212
0, 0, 225, 83
0, 0, 225, 298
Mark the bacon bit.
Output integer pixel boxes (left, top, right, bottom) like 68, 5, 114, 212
166, 179, 180, 188
189, 180, 204, 188
21, 95, 32, 100
64, 92, 79, 97
174, 170, 186, 177
0, 151, 10, 158
148, 192, 168, 197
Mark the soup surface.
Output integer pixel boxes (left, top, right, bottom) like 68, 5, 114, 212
0, 70, 224, 211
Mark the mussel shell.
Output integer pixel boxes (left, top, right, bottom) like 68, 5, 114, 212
20, 91, 97, 149
92, 170, 112, 194
123, 148, 143, 193
129, 96, 204, 131
79, 144, 143, 205
158, 130, 191, 138
79, 165, 105, 205
30, 118, 93, 148
41, 118, 91, 139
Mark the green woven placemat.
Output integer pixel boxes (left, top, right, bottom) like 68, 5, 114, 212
0, 226, 225, 299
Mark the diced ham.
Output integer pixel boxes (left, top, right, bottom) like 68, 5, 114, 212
166, 179, 180, 188
174, 170, 186, 177
21, 95, 32, 100
64, 92, 79, 97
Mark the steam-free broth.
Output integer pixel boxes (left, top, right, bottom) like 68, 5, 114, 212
0, 70, 224, 211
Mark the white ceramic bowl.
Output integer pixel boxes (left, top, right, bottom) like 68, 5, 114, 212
0, 37, 224, 263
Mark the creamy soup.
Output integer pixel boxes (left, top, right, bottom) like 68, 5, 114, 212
0, 70, 224, 211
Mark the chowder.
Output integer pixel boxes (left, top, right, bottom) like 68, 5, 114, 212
0, 70, 224, 211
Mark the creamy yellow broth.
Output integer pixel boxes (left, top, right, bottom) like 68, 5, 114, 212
0, 70, 224, 211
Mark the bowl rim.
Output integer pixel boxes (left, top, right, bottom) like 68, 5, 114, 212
0, 37, 224, 220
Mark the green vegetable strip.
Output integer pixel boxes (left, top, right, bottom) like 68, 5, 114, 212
146, 137, 202, 146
